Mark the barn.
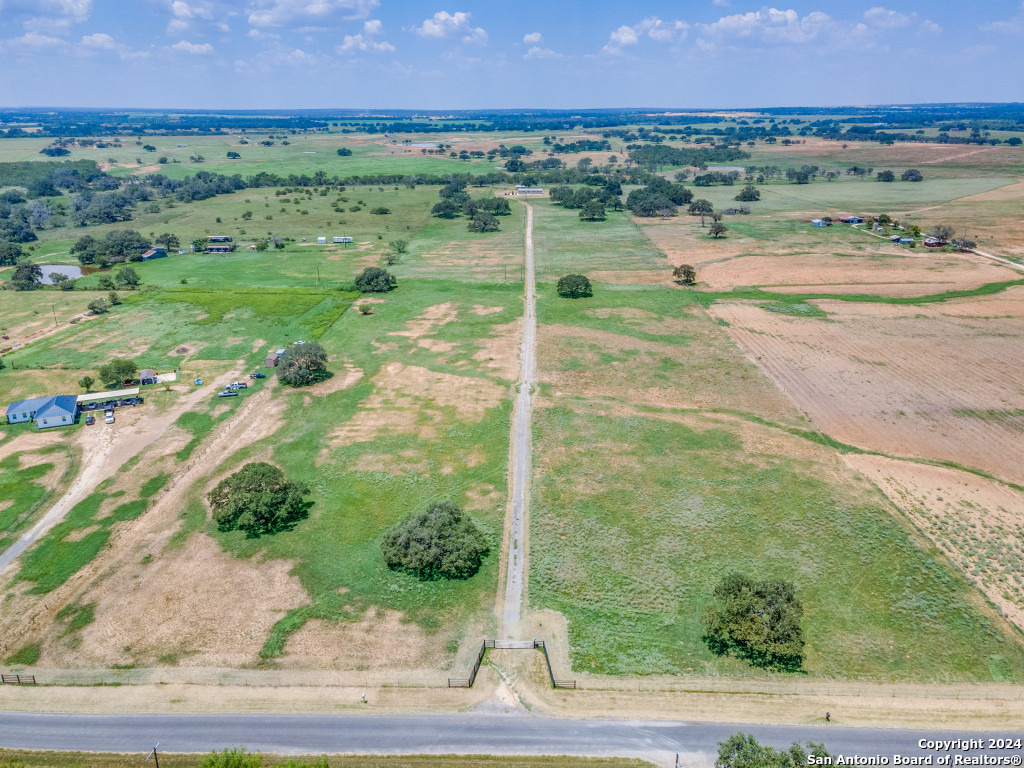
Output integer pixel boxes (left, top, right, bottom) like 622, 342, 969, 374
141, 247, 167, 261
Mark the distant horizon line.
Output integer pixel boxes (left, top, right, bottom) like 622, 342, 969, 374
0, 102, 1021, 115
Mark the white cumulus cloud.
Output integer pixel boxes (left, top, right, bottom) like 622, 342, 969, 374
248, 0, 378, 28
337, 18, 394, 51
171, 39, 214, 53
523, 31, 542, 44
523, 45, 560, 59
412, 10, 487, 44
602, 16, 687, 54
983, 1, 1024, 34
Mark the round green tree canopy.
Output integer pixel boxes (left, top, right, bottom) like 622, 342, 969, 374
381, 501, 490, 581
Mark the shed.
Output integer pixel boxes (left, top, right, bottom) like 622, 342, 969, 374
924, 238, 943, 248
139, 369, 158, 385
206, 245, 231, 254
810, 219, 828, 227
843, 216, 865, 224
264, 353, 281, 368
317, 236, 327, 244
141, 247, 167, 261
333, 236, 352, 243
899, 237, 915, 245
208, 236, 232, 243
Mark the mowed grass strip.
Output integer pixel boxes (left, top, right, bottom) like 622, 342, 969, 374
530, 199, 669, 279
13, 491, 148, 594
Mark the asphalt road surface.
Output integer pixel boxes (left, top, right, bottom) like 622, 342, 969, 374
1, 712, 1020, 767
501, 201, 536, 639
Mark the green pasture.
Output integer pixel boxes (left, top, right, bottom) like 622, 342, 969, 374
191, 279, 524, 658
0, 445, 74, 554
529, 285, 1024, 681
392, 199, 527, 282
530, 199, 669, 278
13, 490, 148, 594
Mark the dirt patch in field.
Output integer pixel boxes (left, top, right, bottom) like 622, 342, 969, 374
168, 342, 204, 357
845, 454, 1024, 631
58, 534, 307, 667
698, 251, 1015, 295
472, 319, 521, 381
327, 363, 506, 447
0, 432, 64, 463
470, 305, 503, 316
389, 302, 458, 341
710, 292, 1024, 484
281, 608, 444, 669
304, 363, 363, 396
587, 269, 673, 286
537, 316, 800, 425
350, 450, 428, 476
371, 341, 398, 354
464, 482, 500, 511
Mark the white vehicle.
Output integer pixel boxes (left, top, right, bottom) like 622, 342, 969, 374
104, 410, 115, 424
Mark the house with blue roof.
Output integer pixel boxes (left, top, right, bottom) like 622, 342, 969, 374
5, 395, 79, 429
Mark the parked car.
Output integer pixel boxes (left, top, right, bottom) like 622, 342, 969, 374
250, 373, 266, 379
234, 382, 248, 389
85, 415, 95, 426
217, 390, 238, 398
104, 411, 115, 424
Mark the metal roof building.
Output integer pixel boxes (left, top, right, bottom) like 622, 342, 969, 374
6, 395, 79, 429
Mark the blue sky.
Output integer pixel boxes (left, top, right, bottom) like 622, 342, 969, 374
1, 0, 1023, 109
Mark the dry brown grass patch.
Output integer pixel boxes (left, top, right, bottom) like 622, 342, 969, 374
328, 363, 506, 447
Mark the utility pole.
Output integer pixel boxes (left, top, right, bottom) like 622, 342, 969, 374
51, 305, 57, 327
316, 265, 320, 287
147, 742, 160, 768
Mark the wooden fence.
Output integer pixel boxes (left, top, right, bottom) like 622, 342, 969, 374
447, 639, 575, 690
1, 674, 36, 685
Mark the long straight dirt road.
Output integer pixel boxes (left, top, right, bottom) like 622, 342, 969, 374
500, 202, 536, 639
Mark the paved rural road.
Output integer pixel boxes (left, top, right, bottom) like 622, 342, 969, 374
1, 712, 1017, 767
501, 202, 537, 638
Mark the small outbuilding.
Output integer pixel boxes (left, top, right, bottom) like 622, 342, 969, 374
206, 245, 231, 254
842, 216, 865, 224
317, 236, 327, 244
139, 369, 158, 385
208, 236, 232, 243
333, 236, 352, 243
141, 247, 167, 261
264, 353, 281, 368
810, 218, 829, 227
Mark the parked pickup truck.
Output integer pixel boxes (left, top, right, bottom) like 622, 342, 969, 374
104, 410, 115, 424
250, 373, 266, 379
217, 390, 238, 398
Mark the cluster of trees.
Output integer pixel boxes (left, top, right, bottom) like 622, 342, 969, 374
546, 138, 611, 153
672, 264, 696, 285
549, 180, 621, 222
277, 341, 331, 387
715, 734, 831, 768
704, 572, 805, 671
430, 179, 510, 232
627, 144, 750, 171
735, 184, 760, 201
693, 171, 738, 186
72, 229, 151, 266
381, 501, 490, 581
626, 177, 694, 217
97, 357, 138, 389
208, 462, 310, 538
355, 266, 397, 293
556, 274, 593, 298
876, 169, 923, 182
